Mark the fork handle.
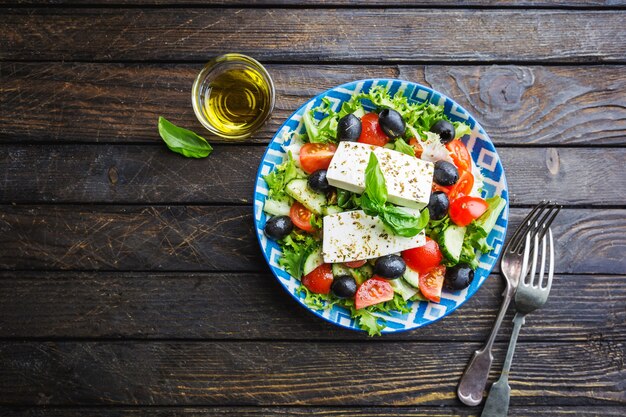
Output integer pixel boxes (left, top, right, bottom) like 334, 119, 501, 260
480, 313, 526, 417
457, 285, 514, 406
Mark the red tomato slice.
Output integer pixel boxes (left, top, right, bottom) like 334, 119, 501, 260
357, 113, 390, 147
302, 263, 334, 294
448, 170, 474, 202
344, 260, 367, 268
419, 265, 446, 303
290, 202, 314, 232
408, 138, 424, 158
355, 276, 394, 309
402, 237, 443, 275
449, 195, 489, 227
299, 143, 337, 174
446, 140, 472, 172
432, 183, 451, 194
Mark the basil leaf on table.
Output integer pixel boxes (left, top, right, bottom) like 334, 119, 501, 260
158, 117, 213, 158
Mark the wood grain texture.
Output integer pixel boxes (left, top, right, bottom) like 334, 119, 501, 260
0, 205, 264, 271
0, 272, 623, 341
1, 406, 626, 417
2, 63, 624, 145
3, 0, 625, 6
0, 206, 624, 273
0, 340, 623, 406
1, 9, 625, 62
0, 145, 623, 206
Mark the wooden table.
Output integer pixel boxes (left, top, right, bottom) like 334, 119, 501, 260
1, 2, 625, 416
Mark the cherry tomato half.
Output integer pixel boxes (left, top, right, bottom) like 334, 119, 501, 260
302, 263, 334, 294
401, 237, 443, 275
409, 137, 424, 158
354, 276, 394, 309
419, 265, 446, 303
299, 142, 337, 174
448, 170, 474, 202
446, 140, 472, 172
290, 202, 314, 232
357, 113, 390, 147
449, 195, 489, 227
344, 259, 367, 268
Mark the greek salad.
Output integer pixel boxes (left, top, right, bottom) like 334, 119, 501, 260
262, 85, 506, 336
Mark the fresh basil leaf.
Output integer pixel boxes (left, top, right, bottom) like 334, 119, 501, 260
158, 117, 213, 158
394, 138, 415, 157
380, 205, 430, 237
360, 193, 381, 217
364, 152, 387, 207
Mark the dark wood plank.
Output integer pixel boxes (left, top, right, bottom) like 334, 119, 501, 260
1, 9, 625, 62
0, 205, 264, 271
0, 272, 622, 341
0, 206, 624, 273
2, 63, 624, 145
2, 406, 625, 417
0, 145, 623, 206
3, 0, 625, 6
0, 340, 623, 406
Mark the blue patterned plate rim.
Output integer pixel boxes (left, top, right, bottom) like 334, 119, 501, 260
253, 78, 509, 334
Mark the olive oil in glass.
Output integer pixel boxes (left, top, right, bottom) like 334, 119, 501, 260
192, 54, 275, 140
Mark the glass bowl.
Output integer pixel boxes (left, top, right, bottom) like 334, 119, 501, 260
191, 53, 275, 140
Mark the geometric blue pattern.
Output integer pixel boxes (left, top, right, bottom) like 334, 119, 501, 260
253, 79, 509, 334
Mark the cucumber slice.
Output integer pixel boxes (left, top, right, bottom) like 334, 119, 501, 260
410, 291, 428, 302
389, 278, 419, 301
303, 246, 324, 276
322, 205, 343, 215
403, 266, 420, 288
351, 264, 373, 285
440, 224, 466, 264
285, 179, 326, 215
331, 263, 351, 278
263, 198, 291, 217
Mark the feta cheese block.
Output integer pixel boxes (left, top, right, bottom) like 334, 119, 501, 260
322, 209, 426, 263
326, 141, 434, 209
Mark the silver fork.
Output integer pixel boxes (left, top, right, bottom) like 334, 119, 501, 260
480, 225, 557, 417
457, 201, 561, 406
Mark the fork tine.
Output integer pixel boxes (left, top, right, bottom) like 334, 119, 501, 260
505, 201, 548, 254
518, 231, 533, 285
536, 229, 548, 288
528, 230, 540, 286
544, 228, 555, 291
510, 201, 550, 254
537, 204, 562, 242
514, 202, 560, 255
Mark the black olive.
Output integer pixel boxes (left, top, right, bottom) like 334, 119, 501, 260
331, 275, 358, 298
374, 254, 406, 279
337, 114, 362, 142
444, 264, 474, 290
308, 169, 331, 193
433, 160, 459, 186
264, 215, 293, 240
378, 109, 406, 139
427, 191, 449, 220
430, 120, 455, 144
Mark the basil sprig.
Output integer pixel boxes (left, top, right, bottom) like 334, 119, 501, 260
361, 153, 429, 237
158, 117, 213, 158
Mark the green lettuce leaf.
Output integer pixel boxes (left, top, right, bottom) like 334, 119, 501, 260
263, 151, 302, 202
393, 137, 415, 157
278, 232, 319, 278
